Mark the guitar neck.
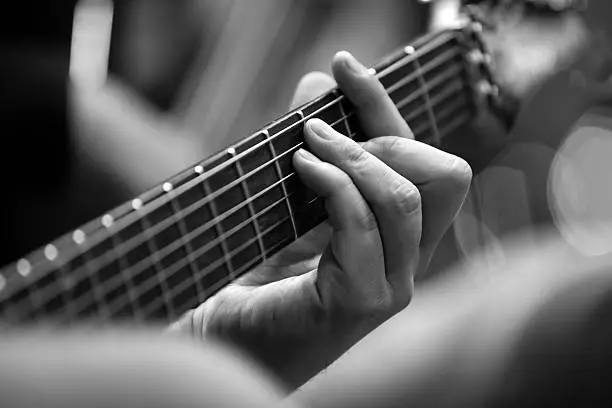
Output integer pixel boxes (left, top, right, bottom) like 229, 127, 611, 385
0, 25, 493, 325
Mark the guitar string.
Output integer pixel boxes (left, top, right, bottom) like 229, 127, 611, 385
30, 82, 470, 321
3, 34, 471, 317
6, 69, 472, 320
0, 38, 465, 296
13, 88, 473, 322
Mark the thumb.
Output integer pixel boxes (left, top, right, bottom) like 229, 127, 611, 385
290, 71, 337, 109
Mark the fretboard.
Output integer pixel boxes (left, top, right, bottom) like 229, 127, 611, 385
0, 26, 489, 326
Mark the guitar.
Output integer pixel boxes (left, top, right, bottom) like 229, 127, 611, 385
0, 0, 608, 326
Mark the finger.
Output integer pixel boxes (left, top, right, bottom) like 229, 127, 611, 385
290, 71, 337, 109
304, 119, 421, 298
362, 136, 472, 272
292, 147, 389, 301
332, 51, 413, 140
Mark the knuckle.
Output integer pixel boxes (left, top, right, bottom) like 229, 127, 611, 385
444, 154, 473, 190
342, 142, 369, 166
390, 180, 422, 215
380, 136, 404, 157
357, 209, 379, 232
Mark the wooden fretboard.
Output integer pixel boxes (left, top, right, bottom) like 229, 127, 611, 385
0, 27, 488, 325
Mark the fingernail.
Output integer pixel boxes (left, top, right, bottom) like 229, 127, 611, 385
296, 148, 320, 162
307, 118, 335, 140
340, 51, 368, 75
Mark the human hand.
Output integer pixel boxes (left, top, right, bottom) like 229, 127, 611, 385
170, 51, 472, 389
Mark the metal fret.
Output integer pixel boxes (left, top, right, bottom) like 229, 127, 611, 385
140, 210, 176, 319
66, 244, 104, 320
335, 90, 352, 137
163, 187, 204, 310
202, 179, 236, 280
234, 157, 266, 262
105, 219, 142, 319
263, 129, 298, 240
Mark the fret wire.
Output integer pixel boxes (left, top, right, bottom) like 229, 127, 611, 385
167, 188, 207, 305
31, 256, 70, 320
265, 129, 298, 240
335, 90, 352, 137
412, 52, 441, 145
202, 179, 236, 279
58, 264, 77, 319
0, 34, 465, 300
80, 243, 107, 320
108, 228, 142, 319
140, 213, 176, 319
234, 159, 266, 262
5, 74, 473, 319
57, 243, 104, 324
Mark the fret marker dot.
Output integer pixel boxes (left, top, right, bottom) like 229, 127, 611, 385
162, 182, 173, 192
0, 274, 5, 292
73, 229, 86, 244
131, 198, 143, 210
404, 45, 415, 55
367, 67, 376, 75
194, 165, 204, 174
227, 147, 236, 156
101, 214, 114, 227
17, 259, 31, 277
44, 244, 58, 261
